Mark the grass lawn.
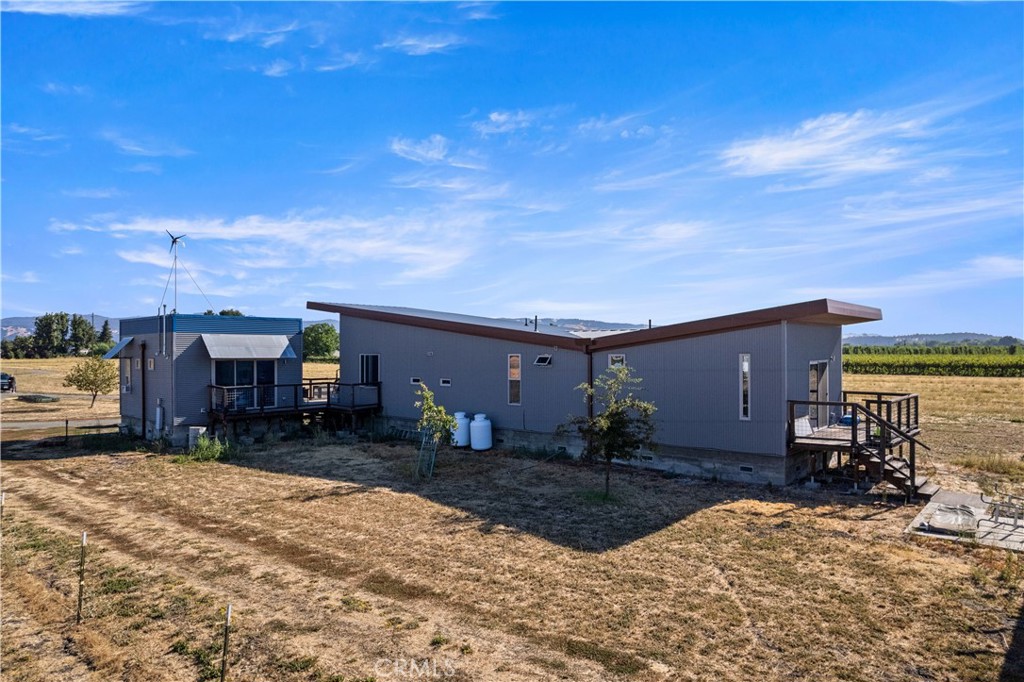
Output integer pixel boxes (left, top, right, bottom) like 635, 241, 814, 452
1, 374, 1022, 681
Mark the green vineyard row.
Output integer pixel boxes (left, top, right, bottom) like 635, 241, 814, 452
843, 353, 1024, 377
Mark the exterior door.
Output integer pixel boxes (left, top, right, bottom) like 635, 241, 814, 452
808, 361, 829, 428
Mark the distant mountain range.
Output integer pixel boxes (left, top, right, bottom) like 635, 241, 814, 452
842, 332, 1023, 346
3, 314, 1016, 346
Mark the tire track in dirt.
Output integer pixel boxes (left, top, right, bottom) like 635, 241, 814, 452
4, 459, 617, 681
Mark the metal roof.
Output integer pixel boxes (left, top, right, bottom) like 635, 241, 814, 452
306, 299, 882, 351
200, 334, 297, 360
102, 336, 134, 359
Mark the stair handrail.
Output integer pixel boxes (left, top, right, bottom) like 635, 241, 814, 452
851, 403, 930, 451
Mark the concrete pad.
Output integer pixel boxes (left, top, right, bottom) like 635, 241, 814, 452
908, 489, 1024, 552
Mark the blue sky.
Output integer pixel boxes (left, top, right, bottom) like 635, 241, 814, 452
2, 2, 1022, 336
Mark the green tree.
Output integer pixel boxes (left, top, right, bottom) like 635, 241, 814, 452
219, 308, 244, 316
561, 364, 657, 498
63, 356, 120, 407
69, 314, 97, 355
303, 322, 339, 360
415, 382, 456, 446
32, 312, 70, 358
99, 319, 114, 344
3, 336, 35, 359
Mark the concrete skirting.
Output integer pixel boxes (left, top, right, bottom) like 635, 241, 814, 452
374, 415, 796, 485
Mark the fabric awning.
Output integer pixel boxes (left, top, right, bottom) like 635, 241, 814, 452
102, 336, 134, 359
201, 334, 297, 360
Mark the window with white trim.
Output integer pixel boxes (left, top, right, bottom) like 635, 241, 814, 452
508, 354, 521, 405
739, 353, 751, 420
608, 353, 626, 368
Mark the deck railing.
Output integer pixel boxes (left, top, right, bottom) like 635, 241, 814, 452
209, 381, 381, 415
788, 393, 929, 493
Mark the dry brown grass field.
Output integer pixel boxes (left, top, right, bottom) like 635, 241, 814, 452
2, 374, 1022, 681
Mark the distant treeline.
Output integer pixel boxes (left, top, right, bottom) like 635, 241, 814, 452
844, 344, 1019, 355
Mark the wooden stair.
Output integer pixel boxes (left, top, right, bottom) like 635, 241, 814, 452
857, 447, 938, 500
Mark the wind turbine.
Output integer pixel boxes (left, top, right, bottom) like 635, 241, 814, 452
166, 230, 186, 313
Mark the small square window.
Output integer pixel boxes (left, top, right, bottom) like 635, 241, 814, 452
608, 354, 626, 368
410, 377, 422, 385
439, 378, 452, 387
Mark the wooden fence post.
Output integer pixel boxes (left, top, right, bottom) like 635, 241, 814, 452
220, 603, 232, 682
76, 531, 87, 624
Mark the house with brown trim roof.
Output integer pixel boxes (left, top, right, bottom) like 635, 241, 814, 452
307, 299, 928, 489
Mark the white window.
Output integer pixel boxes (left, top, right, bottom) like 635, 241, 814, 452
122, 358, 132, 393
147, 358, 155, 371
359, 354, 380, 384
508, 354, 521, 405
739, 353, 751, 420
439, 378, 452, 387
133, 358, 141, 370
534, 354, 552, 366
410, 377, 422, 385
608, 354, 626, 368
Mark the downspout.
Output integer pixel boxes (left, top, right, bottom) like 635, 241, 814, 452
140, 341, 147, 439
585, 344, 594, 456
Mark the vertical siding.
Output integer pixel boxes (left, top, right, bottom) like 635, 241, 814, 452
339, 316, 588, 433
593, 324, 786, 456
784, 322, 843, 403
111, 330, 173, 433
172, 316, 303, 426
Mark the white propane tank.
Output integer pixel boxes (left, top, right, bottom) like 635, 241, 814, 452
470, 413, 492, 451
452, 412, 471, 447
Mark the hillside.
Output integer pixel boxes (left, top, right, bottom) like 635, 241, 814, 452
843, 332, 1023, 346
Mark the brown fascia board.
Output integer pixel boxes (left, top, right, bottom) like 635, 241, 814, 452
307, 301, 590, 351
586, 299, 882, 352
308, 298, 881, 354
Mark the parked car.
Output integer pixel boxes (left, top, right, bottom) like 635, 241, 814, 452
1, 372, 15, 392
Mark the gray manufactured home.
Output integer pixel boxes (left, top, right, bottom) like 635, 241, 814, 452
308, 299, 931, 492
105, 314, 303, 445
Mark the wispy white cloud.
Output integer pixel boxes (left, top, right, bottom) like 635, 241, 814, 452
99, 130, 193, 157
458, 2, 499, 21
210, 19, 300, 46
1, 1, 145, 16
378, 34, 465, 56
721, 109, 928, 183
1, 270, 40, 284
58, 245, 84, 256
68, 208, 493, 283
315, 161, 356, 175
795, 255, 1023, 300
62, 187, 124, 199
6, 123, 63, 142
126, 162, 162, 174
261, 59, 294, 78
472, 110, 536, 136
391, 172, 509, 201
315, 52, 369, 72
577, 113, 662, 141
390, 134, 450, 164
41, 81, 91, 96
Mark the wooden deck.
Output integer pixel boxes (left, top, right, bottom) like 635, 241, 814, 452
207, 381, 382, 430
791, 423, 921, 453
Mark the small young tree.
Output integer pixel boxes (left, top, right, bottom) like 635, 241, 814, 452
414, 382, 457, 479
63, 356, 119, 407
303, 322, 339, 360
562, 364, 657, 499
415, 382, 456, 445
